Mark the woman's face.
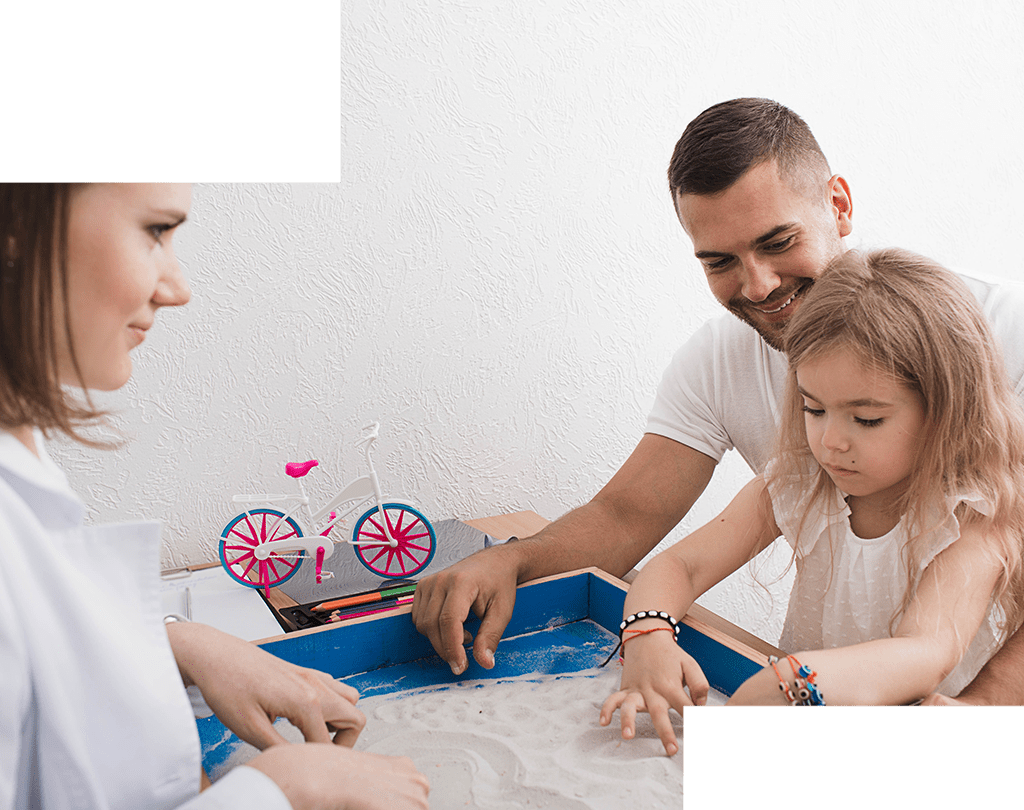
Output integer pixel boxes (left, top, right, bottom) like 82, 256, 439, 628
59, 184, 192, 390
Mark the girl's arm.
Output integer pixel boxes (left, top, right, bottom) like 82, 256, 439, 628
729, 518, 1005, 705
600, 476, 780, 754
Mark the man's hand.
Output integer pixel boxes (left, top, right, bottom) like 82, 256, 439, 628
167, 621, 366, 748
411, 545, 520, 675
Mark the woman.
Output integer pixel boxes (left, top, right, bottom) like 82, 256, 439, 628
0, 184, 429, 809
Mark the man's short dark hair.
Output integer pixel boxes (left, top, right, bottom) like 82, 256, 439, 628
668, 98, 831, 199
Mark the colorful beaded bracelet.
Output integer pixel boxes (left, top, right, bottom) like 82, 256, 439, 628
768, 655, 826, 706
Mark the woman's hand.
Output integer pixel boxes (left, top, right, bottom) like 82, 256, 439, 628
166, 622, 365, 748
248, 744, 429, 810
598, 626, 709, 756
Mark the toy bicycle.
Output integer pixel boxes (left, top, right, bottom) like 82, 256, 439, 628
217, 423, 437, 592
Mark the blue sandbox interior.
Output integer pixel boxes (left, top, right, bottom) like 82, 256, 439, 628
197, 571, 764, 774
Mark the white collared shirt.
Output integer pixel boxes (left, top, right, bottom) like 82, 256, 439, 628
0, 430, 289, 809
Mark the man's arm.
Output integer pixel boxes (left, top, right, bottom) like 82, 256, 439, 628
924, 623, 1024, 705
411, 435, 718, 674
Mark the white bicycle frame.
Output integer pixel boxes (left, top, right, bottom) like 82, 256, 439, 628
230, 423, 399, 568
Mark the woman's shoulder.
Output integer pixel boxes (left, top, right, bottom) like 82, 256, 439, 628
0, 430, 85, 530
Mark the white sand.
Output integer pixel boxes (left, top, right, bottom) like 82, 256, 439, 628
215, 666, 726, 808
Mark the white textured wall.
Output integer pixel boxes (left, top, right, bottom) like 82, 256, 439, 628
52, 1, 1024, 645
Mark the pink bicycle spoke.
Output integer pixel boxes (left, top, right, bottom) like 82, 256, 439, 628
353, 505, 436, 578
220, 509, 306, 590
224, 545, 257, 570
229, 526, 259, 545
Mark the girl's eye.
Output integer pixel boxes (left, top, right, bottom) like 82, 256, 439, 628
855, 417, 884, 428
801, 404, 824, 417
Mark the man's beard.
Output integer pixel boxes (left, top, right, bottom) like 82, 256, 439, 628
725, 280, 813, 352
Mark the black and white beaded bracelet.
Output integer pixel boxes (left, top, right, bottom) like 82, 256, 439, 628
599, 610, 681, 667
619, 610, 680, 637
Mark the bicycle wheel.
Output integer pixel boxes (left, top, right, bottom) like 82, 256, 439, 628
352, 503, 436, 578
219, 508, 306, 590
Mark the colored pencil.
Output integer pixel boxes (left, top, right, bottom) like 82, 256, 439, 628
311, 582, 418, 612
326, 593, 414, 620
325, 596, 414, 623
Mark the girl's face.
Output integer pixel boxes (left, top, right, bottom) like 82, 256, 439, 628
796, 347, 927, 508
59, 184, 192, 391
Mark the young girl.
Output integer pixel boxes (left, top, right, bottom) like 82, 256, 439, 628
0, 184, 429, 809
599, 248, 1024, 755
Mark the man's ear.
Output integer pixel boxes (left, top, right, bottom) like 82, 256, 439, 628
828, 174, 853, 238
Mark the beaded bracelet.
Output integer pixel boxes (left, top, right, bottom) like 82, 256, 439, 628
616, 626, 676, 663
599, 610, 681, 667
769, 656, 797, 704
768, 655, 826, 706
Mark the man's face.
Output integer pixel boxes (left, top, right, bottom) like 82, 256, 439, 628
675, 160, 852, 351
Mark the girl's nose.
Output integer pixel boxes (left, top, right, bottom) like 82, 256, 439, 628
821, 419, 850, 453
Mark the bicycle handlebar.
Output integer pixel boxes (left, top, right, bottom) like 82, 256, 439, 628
357, 422, 381, 446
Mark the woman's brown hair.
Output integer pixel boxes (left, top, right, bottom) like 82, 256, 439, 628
0, 184, 106, 444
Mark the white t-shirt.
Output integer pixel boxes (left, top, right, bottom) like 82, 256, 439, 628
646, 268, 1024, 473
0, 431, 289, 810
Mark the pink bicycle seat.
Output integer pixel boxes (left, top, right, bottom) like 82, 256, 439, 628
285, 459, 319, 478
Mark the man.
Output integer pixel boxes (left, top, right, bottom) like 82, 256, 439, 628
411, 98, 1024, 705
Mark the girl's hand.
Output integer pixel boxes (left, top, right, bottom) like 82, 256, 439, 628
248, 744, 429, 810
166, 622, 366, 748
598, 627, 709, 756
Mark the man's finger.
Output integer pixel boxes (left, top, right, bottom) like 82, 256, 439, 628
471, 591, 515, 669
437, 596, 474, 675
413, 579, 471, 674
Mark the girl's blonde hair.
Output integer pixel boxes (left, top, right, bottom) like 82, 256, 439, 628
771, 248, 1024, 638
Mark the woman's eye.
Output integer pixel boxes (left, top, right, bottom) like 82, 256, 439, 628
855, 417, 884, 428
801, 405, 824, 417
148, 220, 183, 242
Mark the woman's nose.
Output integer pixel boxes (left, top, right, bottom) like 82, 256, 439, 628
155, 256, 191, 308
